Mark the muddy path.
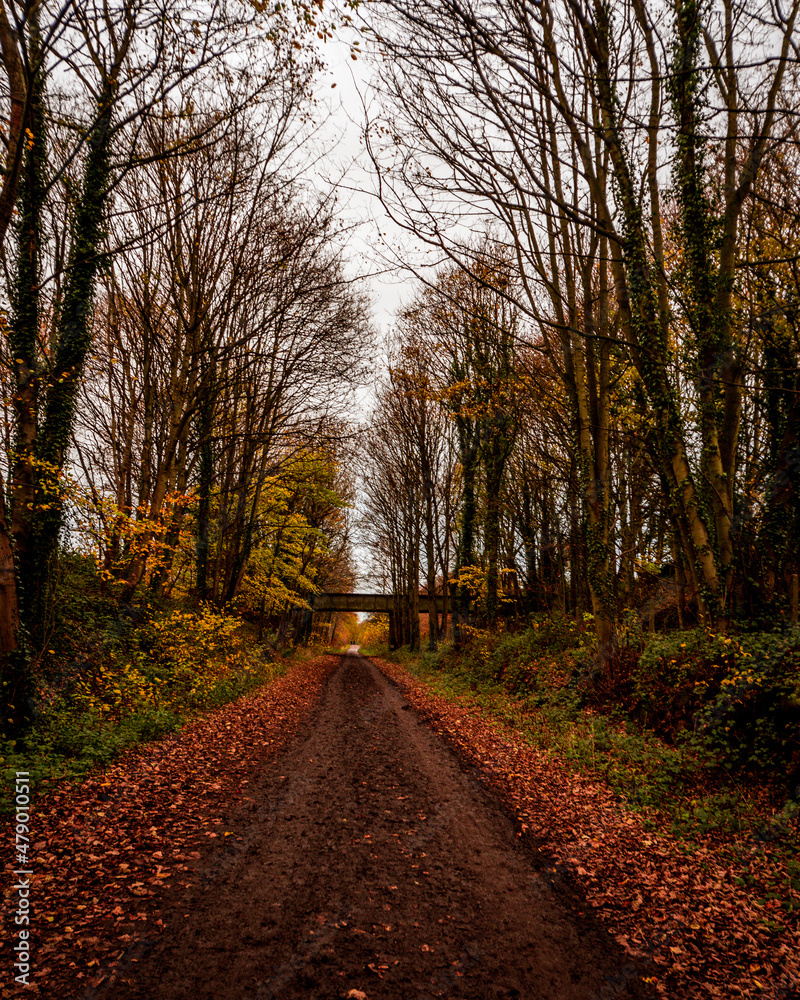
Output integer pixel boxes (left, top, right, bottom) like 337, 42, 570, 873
94, 652, 653, 1000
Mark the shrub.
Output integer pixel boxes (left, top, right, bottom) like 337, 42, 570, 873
142, 604, 243, 708
631, 628, 738, 730
697, 629, 800, 772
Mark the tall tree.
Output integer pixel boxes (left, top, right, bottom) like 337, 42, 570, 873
0, 0, 337, 727
368, 0, 800, 632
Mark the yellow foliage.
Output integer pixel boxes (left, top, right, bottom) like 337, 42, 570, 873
148, 605, 244, 705
71, 605, 253, 717
452, 564, 488, 599
359, 613, 390, 647
238, 449, 348, 616
72, 659, 160, 717
71, 487, 192, 586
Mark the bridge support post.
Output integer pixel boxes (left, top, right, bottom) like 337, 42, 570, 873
298, 607, 313, 644
388, 611, 398, 650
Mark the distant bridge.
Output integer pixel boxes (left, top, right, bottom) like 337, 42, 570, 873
311, 592, 438, 614
310, 591, 443, 649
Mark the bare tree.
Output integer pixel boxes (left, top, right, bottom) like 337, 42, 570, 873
367, 0, 800, 634
0, 0, 335, 726
75, 107, 371, 609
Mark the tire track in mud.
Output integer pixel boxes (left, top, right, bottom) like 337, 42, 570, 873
92, 652, 654, 1000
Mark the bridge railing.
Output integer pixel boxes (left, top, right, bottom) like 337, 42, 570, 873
311, 593, 436, 614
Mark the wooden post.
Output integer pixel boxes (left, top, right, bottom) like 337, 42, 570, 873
791, 572, 799, 626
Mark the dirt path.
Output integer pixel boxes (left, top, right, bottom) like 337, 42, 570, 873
94, 652, 653, 1000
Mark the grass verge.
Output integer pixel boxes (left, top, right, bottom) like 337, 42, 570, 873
377, 638, 800, 914
0, 587, 303, 813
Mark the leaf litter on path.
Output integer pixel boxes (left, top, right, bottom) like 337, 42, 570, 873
0, 655, 340, 1000
371, 656, 800, 1000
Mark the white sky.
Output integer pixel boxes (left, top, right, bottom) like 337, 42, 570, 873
304, 33, 405, 587
306, 28, 450, 591
309, 31, 440, 342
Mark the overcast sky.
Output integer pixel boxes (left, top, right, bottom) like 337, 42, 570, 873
309, 29, 442, 341
307, 27, 446, 590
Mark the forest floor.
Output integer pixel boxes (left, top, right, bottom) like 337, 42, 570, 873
2, 649, 795, 999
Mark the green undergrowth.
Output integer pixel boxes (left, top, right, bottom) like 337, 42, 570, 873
356, 642, 389, 659
379, 621, 800, 879
0, 557, 292, 813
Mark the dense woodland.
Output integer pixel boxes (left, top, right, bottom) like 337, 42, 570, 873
0, 0, 796, 796
0, 4, 798, 995
0, 0, 370, 736
360, 0, 800, 653
353, 0, 800, 808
